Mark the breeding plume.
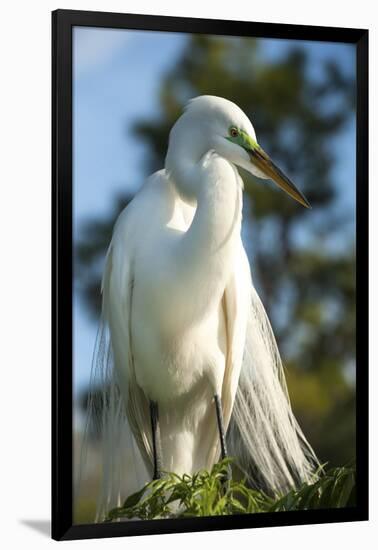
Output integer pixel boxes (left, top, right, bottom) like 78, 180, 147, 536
83, 96, 318, 520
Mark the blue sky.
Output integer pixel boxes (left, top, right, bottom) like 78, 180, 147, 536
73, 27, 356, 402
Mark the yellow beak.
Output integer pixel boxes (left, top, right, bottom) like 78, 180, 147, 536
249, 146, 311, 209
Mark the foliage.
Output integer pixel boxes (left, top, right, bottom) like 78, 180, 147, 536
104, 458, 355, 521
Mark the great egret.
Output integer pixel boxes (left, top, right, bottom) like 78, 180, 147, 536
82, 95, 318, 521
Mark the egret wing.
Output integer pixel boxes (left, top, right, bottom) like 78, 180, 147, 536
221, 243, 251, 433
206, 243, 250, 467
103, 224, 153, 468
83, 172, 179, 520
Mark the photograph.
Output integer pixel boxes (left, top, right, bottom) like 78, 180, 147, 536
73, 24, 358, 524
1, 0, 374, 547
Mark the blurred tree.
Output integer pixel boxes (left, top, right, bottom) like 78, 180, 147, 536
76, 36, 356, 467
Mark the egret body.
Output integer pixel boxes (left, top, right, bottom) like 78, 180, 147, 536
85, 96, 318, 520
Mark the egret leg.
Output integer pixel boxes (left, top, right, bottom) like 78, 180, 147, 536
214, 394, 231, 485
150, 400, 162, 480
214, 394, 228, 460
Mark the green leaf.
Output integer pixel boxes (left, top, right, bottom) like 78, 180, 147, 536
122, 484, 148, 508
104, 459, 356, 522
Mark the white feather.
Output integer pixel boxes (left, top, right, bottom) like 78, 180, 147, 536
77, 96, 319, 521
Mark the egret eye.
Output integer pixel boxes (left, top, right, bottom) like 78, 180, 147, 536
229, 127, 239, 138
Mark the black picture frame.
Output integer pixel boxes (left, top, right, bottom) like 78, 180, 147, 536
52, 8, 369, 541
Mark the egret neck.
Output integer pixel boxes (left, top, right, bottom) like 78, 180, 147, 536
167, 150, 242, 322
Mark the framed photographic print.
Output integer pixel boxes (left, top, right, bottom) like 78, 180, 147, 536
52, 9, 368, 541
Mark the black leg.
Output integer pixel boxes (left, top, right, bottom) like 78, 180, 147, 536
214, 394, 231, 484
150, 400, 162, 480
214, 394, 228, 460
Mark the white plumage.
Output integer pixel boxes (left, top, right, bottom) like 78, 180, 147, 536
81, 96, 318, 521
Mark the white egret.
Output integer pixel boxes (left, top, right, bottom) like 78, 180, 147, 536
83, 95, 319, 521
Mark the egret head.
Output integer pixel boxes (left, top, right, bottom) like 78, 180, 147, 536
166, 95, 310, 208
